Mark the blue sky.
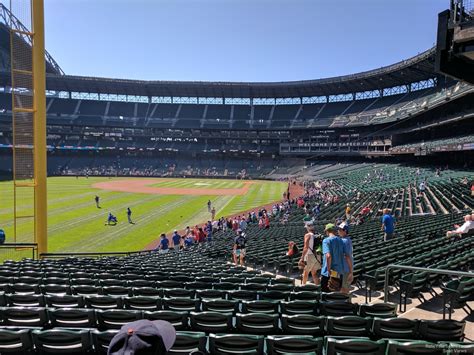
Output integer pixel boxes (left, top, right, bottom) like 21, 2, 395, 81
5, 0, 448, 82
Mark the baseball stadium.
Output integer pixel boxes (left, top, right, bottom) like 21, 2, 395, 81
0, 0, 473, 353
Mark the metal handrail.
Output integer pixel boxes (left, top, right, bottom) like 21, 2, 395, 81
40, 249, 155, 259
383, 264, 474, 302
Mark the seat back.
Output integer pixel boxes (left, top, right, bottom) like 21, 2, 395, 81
418, 320, 465, 341
281, 314, 325, 336
91, 330, 118, 355
358, 303, 397, 318
189, 311, 233, 333
386, 340, 444, 355
32, 329, 92, 354
144, 310, 188, 330
236, 313, 279, 335
96, 310, 142, 330
209, 334, 264, 355
371, 317, 418, 339
266, 335, 323, 355
325, 337, 386, 355
0, 328, 34, 354
49, 308, 96, 328
169, 331, 207, 355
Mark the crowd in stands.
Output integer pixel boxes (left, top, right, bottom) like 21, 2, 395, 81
390, 134, 474, 154
0, 162, 472, 353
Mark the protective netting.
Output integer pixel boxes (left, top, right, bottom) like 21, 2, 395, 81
9, 0, 35, 243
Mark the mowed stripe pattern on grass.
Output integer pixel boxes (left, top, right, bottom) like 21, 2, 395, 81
0, 177, 286, 253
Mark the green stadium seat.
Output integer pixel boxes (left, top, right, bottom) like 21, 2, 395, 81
84, 296, 123, 310
325, 337, 386, 355
96, 309, 142, 330
201, 299, 239, 314
32, 329, 92, 354
189, 311, 233, 333
281, 300, 318, 315
162, 298, 200, 312
371, 317, 418, 339
326, 316, 372, 337
144, 310, 188, 330
0, 307, 48, 328
385, 340, 443, 355
320, 301, 357, 317
123, 296, 161, 311
418, 319, 465, 342
91, 330, 118, 354
0, 328, 33, 354
241, 300, 279, 314
169, 331, 207, 355
209, 333, 264, 355
5, 294, 45, 308
281, 314, 325, 336
48, 308, 96, 329
358, 302, 397, 318
236, 313, 279, 335
266, 335, 323, 355
45, 295, 85, 308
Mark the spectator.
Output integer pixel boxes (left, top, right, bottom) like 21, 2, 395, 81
205, 221, 213, 242
321, 223, 345, 292
345, 203, 351, 220
107, 319, 176, 355
184, 232, 193, 248
419, 180, 426, 194
286, 241, 299, 258
360, 205, 371, 216
158, 234, 169, 254
264, 214, 270, 229
239, 217, 247, 231
126, 207, 133, 224
233, 229, 247, 266
171, 230, 181, 252
381, 208, 396, 241
299, 222, 321, 285
446, 215, 473, 238
196, 227, 206, 243
338, 222, 354, 294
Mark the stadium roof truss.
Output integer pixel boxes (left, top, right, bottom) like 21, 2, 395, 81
0, 3, 64, 75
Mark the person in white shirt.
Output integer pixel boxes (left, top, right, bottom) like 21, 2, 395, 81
446, 215, 474, 238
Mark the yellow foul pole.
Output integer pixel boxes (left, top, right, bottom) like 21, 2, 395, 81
32, 0, 47, 256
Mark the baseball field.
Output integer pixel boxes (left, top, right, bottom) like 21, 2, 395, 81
0, 177, 287, 253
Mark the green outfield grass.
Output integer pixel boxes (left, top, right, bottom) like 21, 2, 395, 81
0, 177, 286, 253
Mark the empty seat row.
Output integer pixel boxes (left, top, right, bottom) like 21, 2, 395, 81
0, 282, 317, 296
0, 329, 471, 355
0, 295, 395, 316
0, 306, 465, 340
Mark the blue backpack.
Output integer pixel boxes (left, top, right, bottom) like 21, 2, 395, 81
0, 229, 5, 244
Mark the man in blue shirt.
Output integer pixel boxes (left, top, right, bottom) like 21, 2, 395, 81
338, 222, 354, 294
205, 221, 213, 242
171, 230, 181, 252
321, 223, 345, 292
381, 208, 396, 241
158, 234, 169, 254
